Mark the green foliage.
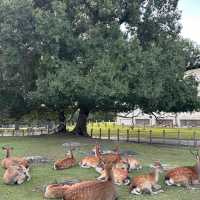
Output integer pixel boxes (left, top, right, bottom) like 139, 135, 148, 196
0, 0, 199, 123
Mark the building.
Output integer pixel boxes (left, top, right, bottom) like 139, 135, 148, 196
116, 69, 200, 128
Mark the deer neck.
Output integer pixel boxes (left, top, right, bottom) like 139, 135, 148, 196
151, 168, 160, 183
195, 160, 200, 179
6, 150, 10, 158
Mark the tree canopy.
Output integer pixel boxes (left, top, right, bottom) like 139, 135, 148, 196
0, 0, 199, 135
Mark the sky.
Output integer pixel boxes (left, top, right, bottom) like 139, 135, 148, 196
178, 0, 200, 44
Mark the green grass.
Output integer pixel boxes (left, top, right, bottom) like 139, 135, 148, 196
0, 135, 200, 199
68, 122, 200, 140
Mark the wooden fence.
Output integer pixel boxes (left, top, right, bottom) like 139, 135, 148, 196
0, 127, 49, 136
89, 128, 200, 146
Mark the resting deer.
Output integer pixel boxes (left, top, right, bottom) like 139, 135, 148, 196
79, 144, 101, 169
165, 148, 200, 188
101, 146, 122, 165
1, 146, 29, 169
129, 161, 164, 195
44, 183, 71, 198
97, 161, 130, 185
3, 164, 31, 185
54, 145, 76, 170
122, 155, 142, 171
62, 162, 118, 200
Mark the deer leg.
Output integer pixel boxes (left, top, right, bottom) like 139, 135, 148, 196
153, 184, 161, 190
131, 188, 141, 195
149, 187, 164, 195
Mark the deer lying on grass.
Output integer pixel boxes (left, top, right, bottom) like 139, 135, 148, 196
54, 145, 76, 170
79, 144, 101, 169
129, 161, 164, 195
44, 183, 71, 198
62, 162, 118, 200
3, 164, 31, 185
122, 155, 142, 171
97, 161, 130, 185
1, 146, 29, 169
165, 148, 200, 188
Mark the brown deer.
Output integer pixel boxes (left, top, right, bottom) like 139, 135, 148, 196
3, 164, 31, 185
101, 145, 122, 165
54, 145, 76, 170
122, 154, 142, 172
79, 144, 101, 169
165, 148, 200, 188
1, 146, 29, 169
97, 162, 130, 185
44, 183, 71, 198
129, 161, 164, 195
62, 162, 118, 200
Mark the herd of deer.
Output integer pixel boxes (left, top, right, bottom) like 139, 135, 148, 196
1, 144, 200, 200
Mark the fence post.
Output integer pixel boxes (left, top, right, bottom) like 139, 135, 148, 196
23, 130, 25, 136
177, 130, 180, 145
193, 131, 197, 146
108, 128, 110, 140
149, 130, 152, 144
117, 128, 120, 142
137, 129, 140, 143
99, 128, 101, 139
90, 128, 93, 137
13, 130, 15, 136
162, 130, 165, 144
126, 129, 129, 142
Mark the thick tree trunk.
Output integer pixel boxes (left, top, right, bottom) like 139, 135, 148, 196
72, 107, 89, 136
56, 111, 67, 133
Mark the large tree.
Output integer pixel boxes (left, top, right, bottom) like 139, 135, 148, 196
0, 0, 199, 135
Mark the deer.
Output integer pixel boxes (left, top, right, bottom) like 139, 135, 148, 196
79, 144, 101, 169
1, 146, 29, 169
62, 161, 118, 200
44, 183, 71, 198
97, 160, 130, 185
122, 154, 142, 172
3, 164, 31, 185
129, 161, 164, 195
165, 148, 200, 189
54, 145, 76, 170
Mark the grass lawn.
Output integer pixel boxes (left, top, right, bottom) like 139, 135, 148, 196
0, 135, 200, 200
68, 122, 200, 140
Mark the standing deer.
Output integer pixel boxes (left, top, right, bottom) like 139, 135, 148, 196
79, 144, 101, 168
1, 146, 29, 169
62, 162, 118, 200
129, 161, 164, 195
54, 145, 76, 170
3, 165, 31, 185
165, 148, 200, 188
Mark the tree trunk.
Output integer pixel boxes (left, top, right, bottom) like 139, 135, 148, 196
72, 107, 89, 136
56, 111, 67, 133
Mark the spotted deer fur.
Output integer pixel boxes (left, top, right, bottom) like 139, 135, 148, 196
129, 161, 164, 195
54, 146, 76, 170
63, 162, 118, 200
3, 165, 31, 185
165, 148, 200, 188
79, 144, 101, 168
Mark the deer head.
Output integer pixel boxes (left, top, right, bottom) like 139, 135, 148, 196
2, 146, 14, 158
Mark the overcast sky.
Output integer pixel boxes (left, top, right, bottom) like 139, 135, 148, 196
178, 0, 200, 44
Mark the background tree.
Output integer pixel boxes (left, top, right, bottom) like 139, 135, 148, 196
0, 0, 199, 135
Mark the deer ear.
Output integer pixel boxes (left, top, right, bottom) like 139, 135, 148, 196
2, 146, 6, 150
